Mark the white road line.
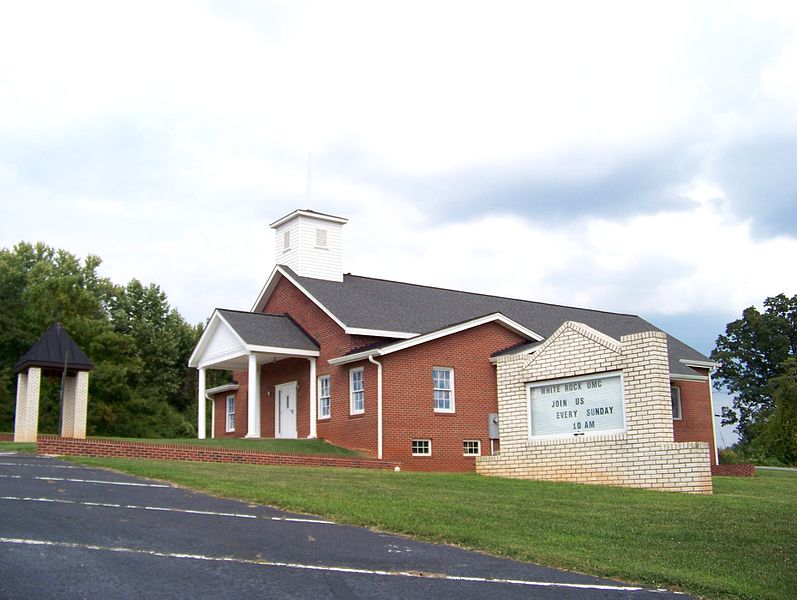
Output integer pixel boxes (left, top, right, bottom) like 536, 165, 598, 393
0, 474, 170, 488
0, 496, 336, 525
0, 537, 660, 593
0, 461, 80, 469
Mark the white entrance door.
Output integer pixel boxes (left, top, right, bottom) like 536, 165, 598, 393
275, 382, 297, 439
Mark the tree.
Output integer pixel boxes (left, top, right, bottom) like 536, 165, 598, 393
711, 294, 797, 445
0, 242, 201, 438
757, 358, 797, 465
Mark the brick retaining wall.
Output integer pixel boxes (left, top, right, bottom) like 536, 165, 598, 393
37, 436, 401, 470
0, 433, 13, 441
711, 463, 755, 477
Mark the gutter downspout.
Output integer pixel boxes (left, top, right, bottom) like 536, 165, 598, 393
708, 370, 720, 466
205, 392, 215, 439
369, 355, 383, 460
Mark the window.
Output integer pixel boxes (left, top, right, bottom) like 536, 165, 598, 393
318, 375, 331, 419
412, 439, 431, 456
350, 368, 364, 414
671, 386, 682, 420
283, 231, 291, 252
225, 395, 235, 432
463, 440, 481, 456
433, 367, 455, 412
315, 228, 327, 248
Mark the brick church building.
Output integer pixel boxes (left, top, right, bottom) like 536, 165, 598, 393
189, 209, 717, 477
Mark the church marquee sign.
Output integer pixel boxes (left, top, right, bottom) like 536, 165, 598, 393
527, 371, 626, 440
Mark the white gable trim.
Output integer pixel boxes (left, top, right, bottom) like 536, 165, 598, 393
189, 311, 248, 368
189, 309, 320, 369
251, 265, 418, 339
679, 358, 718, 370
328, 313, 544, 366
670, 373, 709, 382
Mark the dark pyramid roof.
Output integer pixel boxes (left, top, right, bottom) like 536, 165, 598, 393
278, 266, 710, 377
14, 322, 94, 373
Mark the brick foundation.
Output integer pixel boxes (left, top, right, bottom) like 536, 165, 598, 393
711, 463, 755, 477
36, 436, 400, 470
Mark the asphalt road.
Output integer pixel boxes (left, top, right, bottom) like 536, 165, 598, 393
0, 452, 688, 599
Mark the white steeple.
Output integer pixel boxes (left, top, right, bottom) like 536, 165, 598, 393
269, 209, 348, 282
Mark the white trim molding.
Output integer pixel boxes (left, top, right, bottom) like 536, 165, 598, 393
679, 358, 719, 370
329, 313, 544, 366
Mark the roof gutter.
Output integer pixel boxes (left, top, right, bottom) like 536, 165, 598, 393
369, 355, 383, 460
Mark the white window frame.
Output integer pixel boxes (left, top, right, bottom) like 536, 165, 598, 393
318, 375, 331, 419
350, 367, 364, 415
225, 394, 235, 432
671, 386, 682, 420
412, 439, 432, 456
463, 439, 481, 456
433, 367, 455, 413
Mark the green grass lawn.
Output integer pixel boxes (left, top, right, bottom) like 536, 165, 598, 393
0, 441, 36, 453
90, 437, 364, 456
63, 457, 795, 600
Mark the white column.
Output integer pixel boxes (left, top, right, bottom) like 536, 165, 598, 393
14, 372, 28, 442
246, 354, 261, 438
72, 371, 89, 440
308, 357, 317, 439
60, 375, 78, 438
15, 367, 41, 443
197, 367, 206, 439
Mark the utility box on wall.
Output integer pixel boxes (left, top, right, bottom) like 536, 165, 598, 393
488, 413, 500, 439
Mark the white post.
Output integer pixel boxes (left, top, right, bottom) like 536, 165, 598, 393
246, 354, 261, 438
708, 371, 720, 466
197, 367, 206, 439
14, 372, 28, 442
308, 357, 317, 439
72, 371, 89, 440
15, 367, 41, 443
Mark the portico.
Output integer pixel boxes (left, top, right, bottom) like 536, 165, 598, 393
188, 309, 320, 440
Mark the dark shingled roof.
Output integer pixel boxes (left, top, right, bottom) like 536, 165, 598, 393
218, 310, 319, 351
15, 322, 94, 373
279, 266, 710, 377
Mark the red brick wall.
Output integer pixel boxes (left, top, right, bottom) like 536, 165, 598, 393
36, 435, 399, 470
381, 322, 525, 471
672, 372, 717, 466
712, 463, 755, 477
261, 275, 387, 455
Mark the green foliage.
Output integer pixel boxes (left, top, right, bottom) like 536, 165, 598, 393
0, 242, 201, 437
711, 294, 797, 445
757, 358, 797, 465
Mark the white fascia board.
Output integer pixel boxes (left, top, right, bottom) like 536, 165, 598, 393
189, 310, 246, 368
670, 373, 709, 382
206, 383, 240, 395
344, 326, 417, 339
251, 266, 348, 333
197, 348, 248, 370
329, 313, 543, 366
269, 210, 348, 229
679, 358, 719, 370
246, 345, 320, 357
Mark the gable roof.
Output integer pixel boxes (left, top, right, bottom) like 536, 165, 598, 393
15, 322, 94, 373
263, 266, 711, 377
188, 309, 320, 369
217, 310, 320, 351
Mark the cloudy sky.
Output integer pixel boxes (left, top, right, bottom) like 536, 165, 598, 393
2, 1, 796, 444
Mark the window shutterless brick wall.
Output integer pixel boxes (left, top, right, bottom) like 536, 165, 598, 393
672, 373, 717, 466
476, 322, 714, 494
